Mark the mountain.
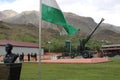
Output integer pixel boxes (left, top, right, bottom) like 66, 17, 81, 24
2, 11, 98, 34
2, 10, 39, 26
94, 29, 120, 43
0, 10, 18, 20
64, 13, 97, 34
0, 10, 120, 43
0, 21, 38, 42
2, 10, 68, 35
2, 10, 120, 34
0, 21, 60, 42
100, 23, 120, 33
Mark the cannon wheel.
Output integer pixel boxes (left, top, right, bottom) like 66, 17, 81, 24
82, 51, 90, 58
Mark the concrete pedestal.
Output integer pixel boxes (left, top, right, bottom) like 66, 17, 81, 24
0, 63, 22, 80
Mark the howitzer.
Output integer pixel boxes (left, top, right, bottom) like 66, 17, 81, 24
78, 18, 105, 58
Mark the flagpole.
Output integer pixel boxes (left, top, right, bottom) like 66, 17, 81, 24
39, 0, 42, 80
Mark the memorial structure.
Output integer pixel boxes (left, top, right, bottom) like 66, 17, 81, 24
0, 43, 22, 80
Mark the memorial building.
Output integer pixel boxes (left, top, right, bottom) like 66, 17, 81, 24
0, 40, 44, 56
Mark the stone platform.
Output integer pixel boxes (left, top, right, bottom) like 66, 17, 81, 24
0, 63, 22, 80
42, 57, 110, 64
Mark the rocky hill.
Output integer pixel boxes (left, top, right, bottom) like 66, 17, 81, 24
64, 13, 97, 34
0, 10, 17, 20
100, 23, 120, 33
0, 10, 120, 43
94, 29, 120, 43
0, 21, 60, 42
2, 10, 38, 26
0, 21, 38, 42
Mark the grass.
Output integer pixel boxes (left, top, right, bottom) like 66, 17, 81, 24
20, 58, 120, 80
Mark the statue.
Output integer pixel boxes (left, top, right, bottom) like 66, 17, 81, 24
3, 44, 18, 63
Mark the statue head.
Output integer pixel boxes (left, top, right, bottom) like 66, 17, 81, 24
5, 43, 13, 54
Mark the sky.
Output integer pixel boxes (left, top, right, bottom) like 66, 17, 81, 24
0, 0, 120, 26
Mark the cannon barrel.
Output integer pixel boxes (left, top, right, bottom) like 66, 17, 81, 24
85, 18, 104, 44
78, 18, 105, 52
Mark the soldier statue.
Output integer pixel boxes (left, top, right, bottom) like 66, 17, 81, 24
4, 44, 18, 63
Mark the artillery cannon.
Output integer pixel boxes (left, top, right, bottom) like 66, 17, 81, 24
58, 18, 104, 59
77, 18, 105, 58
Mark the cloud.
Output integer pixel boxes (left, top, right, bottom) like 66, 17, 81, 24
2, 0, 16, 3
57, 0, 120, 26
0, 0, 39, 13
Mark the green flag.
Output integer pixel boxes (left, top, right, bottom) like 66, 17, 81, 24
42, 0, 78, 34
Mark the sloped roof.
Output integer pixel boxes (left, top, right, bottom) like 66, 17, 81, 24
0, 40, 39, 48
101, 44, 120, 51
102, 44, 120, 48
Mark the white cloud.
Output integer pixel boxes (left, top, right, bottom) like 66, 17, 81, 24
57, 0, 120, 26
0, 0, 39, 13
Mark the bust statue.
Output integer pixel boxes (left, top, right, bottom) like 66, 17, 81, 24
4, 44, 18, 63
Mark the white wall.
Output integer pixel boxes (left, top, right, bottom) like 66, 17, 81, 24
0, 46, 5, 55
0, 46, 44, 56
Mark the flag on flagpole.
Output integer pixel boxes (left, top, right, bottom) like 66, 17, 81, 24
42, 0, 78, 34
